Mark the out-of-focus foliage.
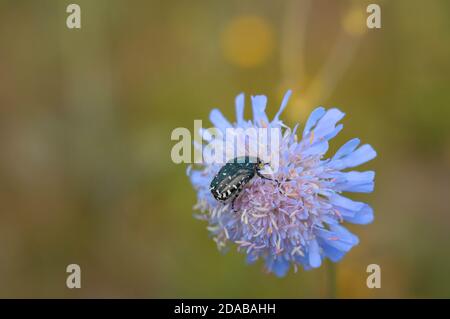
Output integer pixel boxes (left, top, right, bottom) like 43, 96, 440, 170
0, 0, 449, 297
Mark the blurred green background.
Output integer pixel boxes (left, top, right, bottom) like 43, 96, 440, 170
0, 0, 449, 298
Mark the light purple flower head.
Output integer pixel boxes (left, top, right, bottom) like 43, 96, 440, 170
188, 90, 376, 277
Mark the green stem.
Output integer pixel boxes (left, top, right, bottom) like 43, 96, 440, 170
327, 260, 337, 299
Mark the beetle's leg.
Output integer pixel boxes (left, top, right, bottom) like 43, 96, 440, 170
256, 171, 279, 184
256, 171, 285, 191
276, 178, 294, 196
257, 171, 283, 194
257, 171, 294, 196
231, 197, 238, 212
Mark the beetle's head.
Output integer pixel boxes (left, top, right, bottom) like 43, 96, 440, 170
256, 158, 267, 170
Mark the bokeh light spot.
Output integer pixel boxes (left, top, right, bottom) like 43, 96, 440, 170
342, 5, 367, 36
222, 15, 274, 68
287, 95, 314, 123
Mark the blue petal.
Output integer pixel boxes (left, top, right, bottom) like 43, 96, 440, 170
302, 141, 329, 156
293, 254, 310, 270
273, 259, 290, 277
189, 171, 211, 190
303, 107, 326, 137
315, 225, 359, 252
330, 194, 365, 212
265, 256, 290, 277
346, 183, 374, 193
324, 124, 343, 141
343, 204, 374, 224
333, 138, 360, 160
329, 224, 359, 248
321, 215, 340, 225
335, 171, 375, 193
330, 144, 377, 170
318, 239, 346, 262
342, 144, 377, 168
311, 108, 345, 143
235, 93, 245, 125
272, 90, 292, 124
251, 95, 269, 126
308, 239, 322, 268
246, 253, 258, 265
209, 109, 232, 132
199, 128, 213, 141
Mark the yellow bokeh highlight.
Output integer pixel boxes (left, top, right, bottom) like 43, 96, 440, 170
287, 95, 314, 124
222, 15, 274, 68
286, 81, 323, 124
342, 5, 367, 36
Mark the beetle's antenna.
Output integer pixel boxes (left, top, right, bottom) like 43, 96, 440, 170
256, 170, 280, 184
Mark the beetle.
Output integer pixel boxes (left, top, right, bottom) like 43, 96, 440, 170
209, 156, 280, 211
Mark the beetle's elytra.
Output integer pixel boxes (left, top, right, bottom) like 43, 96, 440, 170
209, 156, 278, 211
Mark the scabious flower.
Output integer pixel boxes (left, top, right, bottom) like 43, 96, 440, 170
188, 90, 376, 277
